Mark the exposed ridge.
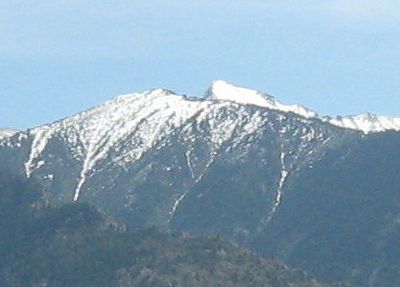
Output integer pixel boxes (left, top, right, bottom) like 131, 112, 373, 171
0, 128, 19, 139
206, 80, 318, 119
324, 113, 400, 134
207, 80, 400, 134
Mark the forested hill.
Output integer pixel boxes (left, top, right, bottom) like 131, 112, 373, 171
0, 173, 340, 287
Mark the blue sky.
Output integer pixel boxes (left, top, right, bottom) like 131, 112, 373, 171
1, 0, 399, 129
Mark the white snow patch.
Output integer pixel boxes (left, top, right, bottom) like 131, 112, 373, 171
44, 174, 54, 180
0, 128, 19, 139
185, 150, 195, 180
74, 175, 86, 201
266, 150, 289, 224
36, 160, 45, 169
326, 113, 400, 134
168, 192, 188, 221
207, 80, 318, 119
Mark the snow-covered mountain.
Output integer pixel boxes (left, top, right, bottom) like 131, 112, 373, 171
0, 80, 398, 205
0, 80, 354, 212
1, 80, 400, 287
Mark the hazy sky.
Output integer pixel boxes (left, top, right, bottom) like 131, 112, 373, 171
1, 1, 399, 129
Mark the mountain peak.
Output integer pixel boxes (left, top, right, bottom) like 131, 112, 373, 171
206, 81, 400, 133
206, 80, 318, 119
206, 80, 272, 103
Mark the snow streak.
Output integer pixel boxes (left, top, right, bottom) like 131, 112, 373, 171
24, 127, 54, 178
265, 147, 289, 224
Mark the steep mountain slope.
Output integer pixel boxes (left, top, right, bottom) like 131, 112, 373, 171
0, 81, 399, 286
254, 131, 400, 287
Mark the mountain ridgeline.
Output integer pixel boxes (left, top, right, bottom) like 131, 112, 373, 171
1, 80, 399, 286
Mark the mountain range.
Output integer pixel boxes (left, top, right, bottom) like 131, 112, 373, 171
1, 80, 399, 286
